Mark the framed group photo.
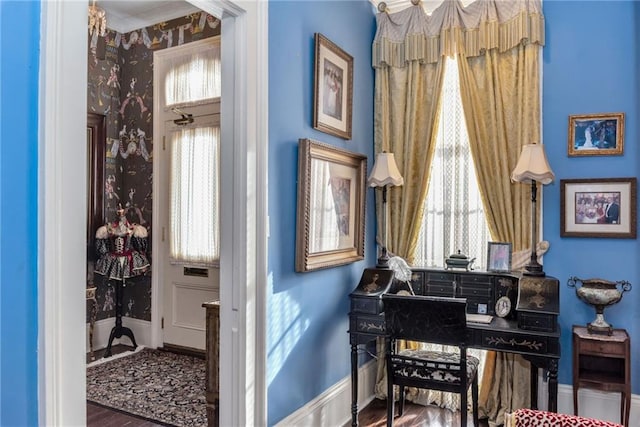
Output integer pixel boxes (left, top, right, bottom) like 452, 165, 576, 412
295, 138, 366, 272
568, 112, 624, 156
313, 33, 353, 140
560, 177, 637, 238
486, 242, 512, 272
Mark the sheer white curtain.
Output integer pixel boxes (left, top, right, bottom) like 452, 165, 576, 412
165, 41, 220, 107
407, 57, 490, 412
309, 159, 341, 253
170, 126, 220, 265
414, 57, 491, 270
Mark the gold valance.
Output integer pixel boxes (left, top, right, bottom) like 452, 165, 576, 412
373, 0, 545, 68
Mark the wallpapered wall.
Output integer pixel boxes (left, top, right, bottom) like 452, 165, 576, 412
86, 11, 220, 323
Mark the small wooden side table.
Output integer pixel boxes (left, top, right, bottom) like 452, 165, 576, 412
572, 325, 630, 427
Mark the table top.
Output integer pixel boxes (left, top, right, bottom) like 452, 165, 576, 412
573, 325, 628, 342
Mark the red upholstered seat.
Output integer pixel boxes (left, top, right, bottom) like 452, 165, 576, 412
507, 408, 624, 427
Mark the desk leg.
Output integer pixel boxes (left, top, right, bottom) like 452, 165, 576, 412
530, 364, 538, 410
547, 359, 558, 412
350, 342, 358, 427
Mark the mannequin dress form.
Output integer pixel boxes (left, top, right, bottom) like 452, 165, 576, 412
95, 206, 150, 357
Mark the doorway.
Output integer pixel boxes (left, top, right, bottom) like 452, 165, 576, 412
154, 37, 222, 350
41, 1, 267, 426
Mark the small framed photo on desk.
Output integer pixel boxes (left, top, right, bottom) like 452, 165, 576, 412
487, 242, 512, 272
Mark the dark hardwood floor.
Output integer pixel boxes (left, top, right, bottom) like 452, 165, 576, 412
353, 398, 489, 427
87, 346, 488, 426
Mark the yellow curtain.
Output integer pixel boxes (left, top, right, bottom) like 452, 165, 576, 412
374, 61, 445, 263
458, 40, 542, 427
371, 0, 546, 421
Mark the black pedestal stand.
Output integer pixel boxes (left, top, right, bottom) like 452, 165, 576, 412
103, 278, 137, 358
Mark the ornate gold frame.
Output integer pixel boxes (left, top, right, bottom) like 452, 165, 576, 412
568, 112, 625, 156
295, 138, 366, 272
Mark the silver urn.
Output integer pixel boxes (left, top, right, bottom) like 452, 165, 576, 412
567, 276, 631, 334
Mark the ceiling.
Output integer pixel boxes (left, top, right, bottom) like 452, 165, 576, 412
96, 0, 203, 33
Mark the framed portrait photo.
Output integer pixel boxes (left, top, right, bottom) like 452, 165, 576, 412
568, 112, 624, 156
486, 242, 512, 273
560, 177, 637, 238
295, 138, 366, 272
313, 33, 353, 140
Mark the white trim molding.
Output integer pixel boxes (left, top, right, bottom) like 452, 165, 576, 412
278, 368, 640, 427
276, 360, 378, 427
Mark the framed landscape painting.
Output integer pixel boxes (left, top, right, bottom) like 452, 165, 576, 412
568, 112, 624, 156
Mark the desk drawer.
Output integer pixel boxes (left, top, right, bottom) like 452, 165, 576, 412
426, 272, 456, 283
459, 285, 492, 299
460, 275, 493, 286
407, 271, 426, 295
426, 283, 455, 297
481, 330, 549, 355
349, 313, 385, 336
517, 312, 556, 332
580, 340, 627, 357
351, 296, 383, 315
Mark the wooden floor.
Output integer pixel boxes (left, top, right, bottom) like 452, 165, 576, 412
87, 346, 488, 426
88, 395, 488, 427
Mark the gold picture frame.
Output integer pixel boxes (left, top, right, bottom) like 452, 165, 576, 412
560, 177, 637, 238
313, 33, 353, 140
568, 112, 624, 156
295, 138, 366, 272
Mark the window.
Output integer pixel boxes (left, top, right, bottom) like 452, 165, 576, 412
170, 126, 220, 265
414, 57, 492, 268
164, 39, 221, 266
164, 42, 221, 107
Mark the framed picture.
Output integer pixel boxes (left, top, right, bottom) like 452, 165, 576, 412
313, 33, 353, 140
568, 112, 624, 156
295, 138, 366, 272
486, 242, 512, 272
560, 177, 637, 238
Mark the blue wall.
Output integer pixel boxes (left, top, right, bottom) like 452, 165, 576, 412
267, 1, 376, 424
0, 1, 41, 425
3, 1, 640, 425
543, 1, 640, 390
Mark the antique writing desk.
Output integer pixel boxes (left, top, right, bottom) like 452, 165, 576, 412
348, 268, 560, 427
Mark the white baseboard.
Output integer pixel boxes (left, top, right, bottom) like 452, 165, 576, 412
277, 367, 639, 427
275, 359, 378, 427
86, 317, 152, 353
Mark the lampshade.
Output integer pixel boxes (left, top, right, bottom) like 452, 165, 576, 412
511, 144, 555, 185
368, 152, 404, 187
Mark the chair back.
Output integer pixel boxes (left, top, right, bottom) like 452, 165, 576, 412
382, 294, 468, 346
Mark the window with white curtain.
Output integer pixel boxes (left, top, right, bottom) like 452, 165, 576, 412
165, 41, 220, 107
413, 57, 492, 269
164, 38, 221, 266
170, 126, 220, 265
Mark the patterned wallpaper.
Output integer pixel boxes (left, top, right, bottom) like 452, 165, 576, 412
87, 11, 220, 323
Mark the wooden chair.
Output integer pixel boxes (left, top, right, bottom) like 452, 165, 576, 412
382, 294, 479, 427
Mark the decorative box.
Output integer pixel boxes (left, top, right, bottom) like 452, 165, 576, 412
349, 268, 395, 315
516, 275, 560, 332
348, 268, 395, 342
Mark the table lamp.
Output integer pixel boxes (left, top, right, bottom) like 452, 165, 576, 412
368, 152, 404, 267
511, 144, 555, 276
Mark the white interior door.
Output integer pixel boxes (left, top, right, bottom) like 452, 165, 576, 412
154, 37, 222, 351
160, 108, 220, 350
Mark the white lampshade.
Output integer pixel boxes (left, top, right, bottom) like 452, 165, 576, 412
511, 144, 555, 185
368, 152, 404, 187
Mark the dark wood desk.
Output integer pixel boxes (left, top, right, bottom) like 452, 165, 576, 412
348, 268, 560, 427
